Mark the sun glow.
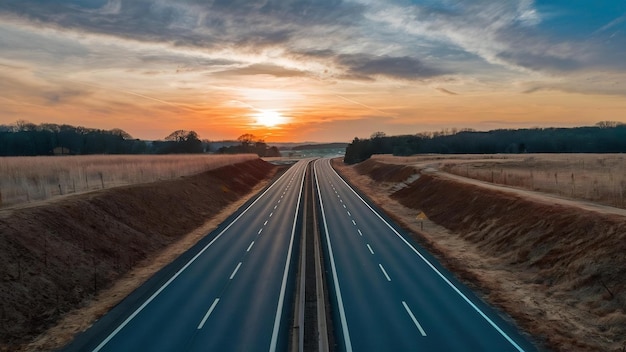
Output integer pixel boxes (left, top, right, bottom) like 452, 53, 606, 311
255, 109, 286, 127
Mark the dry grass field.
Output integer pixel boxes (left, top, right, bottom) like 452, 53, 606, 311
0, 154, 258, 208
373, 153, 626, 209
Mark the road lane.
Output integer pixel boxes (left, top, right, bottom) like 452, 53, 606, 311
314, 158, 535, 351
66, 159, 309, 352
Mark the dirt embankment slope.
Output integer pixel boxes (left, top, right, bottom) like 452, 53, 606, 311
337, 158, 626, 352
0, 158, 277, 351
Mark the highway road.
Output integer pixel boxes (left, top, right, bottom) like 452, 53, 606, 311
313, 158, 535, 351
66, 159, 309, 352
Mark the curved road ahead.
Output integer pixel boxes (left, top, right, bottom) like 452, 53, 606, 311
314, 158, 535, 351
66, 159, 309, 352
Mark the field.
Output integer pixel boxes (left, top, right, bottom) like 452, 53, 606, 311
0, 154, 258, 208
372, 153, 626, 209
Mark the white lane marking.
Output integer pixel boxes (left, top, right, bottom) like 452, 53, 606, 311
264, 220, 268, 226
357, 229, 363, 236
351, 220, 356, 226
327, 159, 525, 352
347, 211, 351, 216
197, 298, 220, 330
367, 244, 374, 254
258, 228, 263, 235
278, 199, 281, 203
379, 264, 391, 281
91, 162, 300, 352
343, 204, 347, 208
274, 205, 278, 209
270, 212, 274, 217
314, 161, 353, 352
230, 262, 242, 280
402, 301, 427, 336
340, 199, 343, 203
269, 161, 307, 352
247, 241, 255, 252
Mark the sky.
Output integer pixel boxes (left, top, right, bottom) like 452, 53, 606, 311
1, 0, 625, 143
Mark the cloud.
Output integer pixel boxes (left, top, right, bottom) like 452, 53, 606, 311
337, 54, 446, 80
436, 88, 458, 95
214, 63, 307, 78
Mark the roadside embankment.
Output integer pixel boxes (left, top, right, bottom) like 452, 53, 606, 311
0, 158, 277, 351
334, 158, 626, 352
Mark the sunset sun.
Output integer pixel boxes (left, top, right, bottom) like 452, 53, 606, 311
255, 110, 286, 127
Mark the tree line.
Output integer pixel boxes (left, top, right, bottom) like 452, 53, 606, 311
0, 121, 278, 157
344, 122, 626, 164
216, 134, 280, 157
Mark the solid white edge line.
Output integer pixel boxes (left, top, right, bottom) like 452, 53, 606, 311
197, 298, 220, 330
269, 161, 307, 352
379, 264, 391, 281
367, 244, 374, 254
327, 159, 525, 352
247, 241, 255, 252
402, 301, 427, 336
229, 262, 242, 280
91, 160, 298, 352
314, 160, 353, 352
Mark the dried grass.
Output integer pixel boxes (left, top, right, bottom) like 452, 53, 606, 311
437, 154, 626, 209
0, 154, 258, 208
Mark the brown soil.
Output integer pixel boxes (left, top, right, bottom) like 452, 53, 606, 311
333, 158, 626, 352
0, 158, 277, 351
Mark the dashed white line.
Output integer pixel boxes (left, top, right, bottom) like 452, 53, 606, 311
327, 159, 525, 351
258, 228, 263, 235
352, 220, 356, 226
264, 220, 268, 226
347, 211, 351, 216
270, 212, 274, 217
230, 262, 242, 280
379, 264, 391, 281
278, 199, 281, 204
402, 301, 427, 336
247, 241, 255, 252
197, 298, 220, 330
357, 229, 363, 236
274, 205, 278, 209
343, 204, 347, 208
367, 244, 374, 254
90, 163, 298, 352
339, 199, 343, 203
315, 162, 353, 352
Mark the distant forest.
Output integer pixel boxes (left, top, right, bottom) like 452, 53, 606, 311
0, 121, 279, 157
344, 122, 626, 164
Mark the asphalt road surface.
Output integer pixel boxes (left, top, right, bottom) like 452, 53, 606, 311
313, 158, 536, 352
66, 159, 309, 352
